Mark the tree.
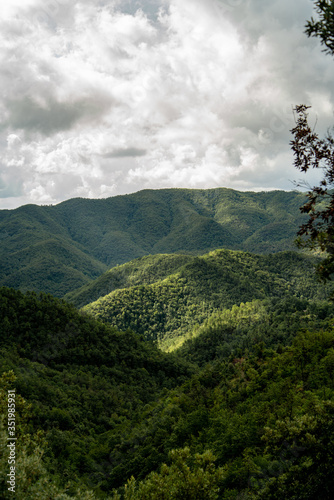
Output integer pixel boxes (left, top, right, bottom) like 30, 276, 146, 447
290, 105, 334, 280
0, 371, 97, 499
111, 448, 225, 500
305, 0, 334, 55
290, 1, 334, 282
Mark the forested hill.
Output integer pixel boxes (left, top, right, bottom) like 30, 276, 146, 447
0, 188, 306, 296
1, 287, 334, 499
81, 249, 331, 351
0, 287, 193, 499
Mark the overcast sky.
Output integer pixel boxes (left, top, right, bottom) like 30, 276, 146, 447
1, 0, 334, 208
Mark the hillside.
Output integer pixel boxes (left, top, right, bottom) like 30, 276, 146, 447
3, 187, 334, 498
64, 253, 192, 307
0, 287, 193, 498
108, 326, 334, 499
1, 287, 334, 499
0, 188, 307, 296
82, 249, 331, 351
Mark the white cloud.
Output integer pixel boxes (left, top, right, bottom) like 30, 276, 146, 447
0, 0, 332, 208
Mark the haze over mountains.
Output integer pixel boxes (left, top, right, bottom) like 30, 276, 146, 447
0, 187, 307, 296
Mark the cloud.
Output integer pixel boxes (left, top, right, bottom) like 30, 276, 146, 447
3, 94, 113, 134
0, 0, 332, 208
102, 147, 147, 158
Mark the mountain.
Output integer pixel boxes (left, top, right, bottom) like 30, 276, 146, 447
2, 186, 334, 499
0, 287, 193, 498
1, 286, 334, 499
64, 253, 195, 307
81, 249, 331, 351
0, 188, 307, 296
108, 325, 334, 499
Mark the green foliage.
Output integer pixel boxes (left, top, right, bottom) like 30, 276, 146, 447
112, 448, 224, 500
65, 254, 191, 308
1, 278, 334, 498
109, 329, 334, 499
305, 0, 334, 56
1, 234, 334, 499
0, 188, 308, 296
0, 287, 193, 497
82, 249, 332, 350
179, 296, 334, 366
255, 401, 334, 499
0, 371, 98, 499
0, 237, 107, 297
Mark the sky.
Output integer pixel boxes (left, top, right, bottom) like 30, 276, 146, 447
1, 0, 334, 209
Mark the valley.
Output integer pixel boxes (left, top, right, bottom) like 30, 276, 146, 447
0, 188, 333, 499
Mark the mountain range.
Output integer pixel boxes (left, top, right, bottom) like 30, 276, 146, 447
1, 187, 334, 499
0, 187, 307, 296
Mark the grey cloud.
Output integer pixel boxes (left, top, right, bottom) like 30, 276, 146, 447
102, 147, 147, 158
2, 94, 113, 135
1, 0, 334, 208
224, 0, 313, 39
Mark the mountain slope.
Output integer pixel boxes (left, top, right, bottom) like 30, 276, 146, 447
108, 327, 334, 499
0, 188, 307, 296
64, 253, 193, 307
2, 292, 334, 499
82, 249, 331, 351
0, 287, 193, 497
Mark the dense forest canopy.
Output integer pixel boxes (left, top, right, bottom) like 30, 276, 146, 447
0, 188, 306, 296
1, 286, 334, 498
81, 249, 331, 351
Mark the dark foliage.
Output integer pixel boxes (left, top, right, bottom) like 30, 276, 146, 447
291, 105, 334, 281
0, 287, 193, 496
0, 188, 307, 296
305, 0, 334, 56
290, 2, 334, 283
